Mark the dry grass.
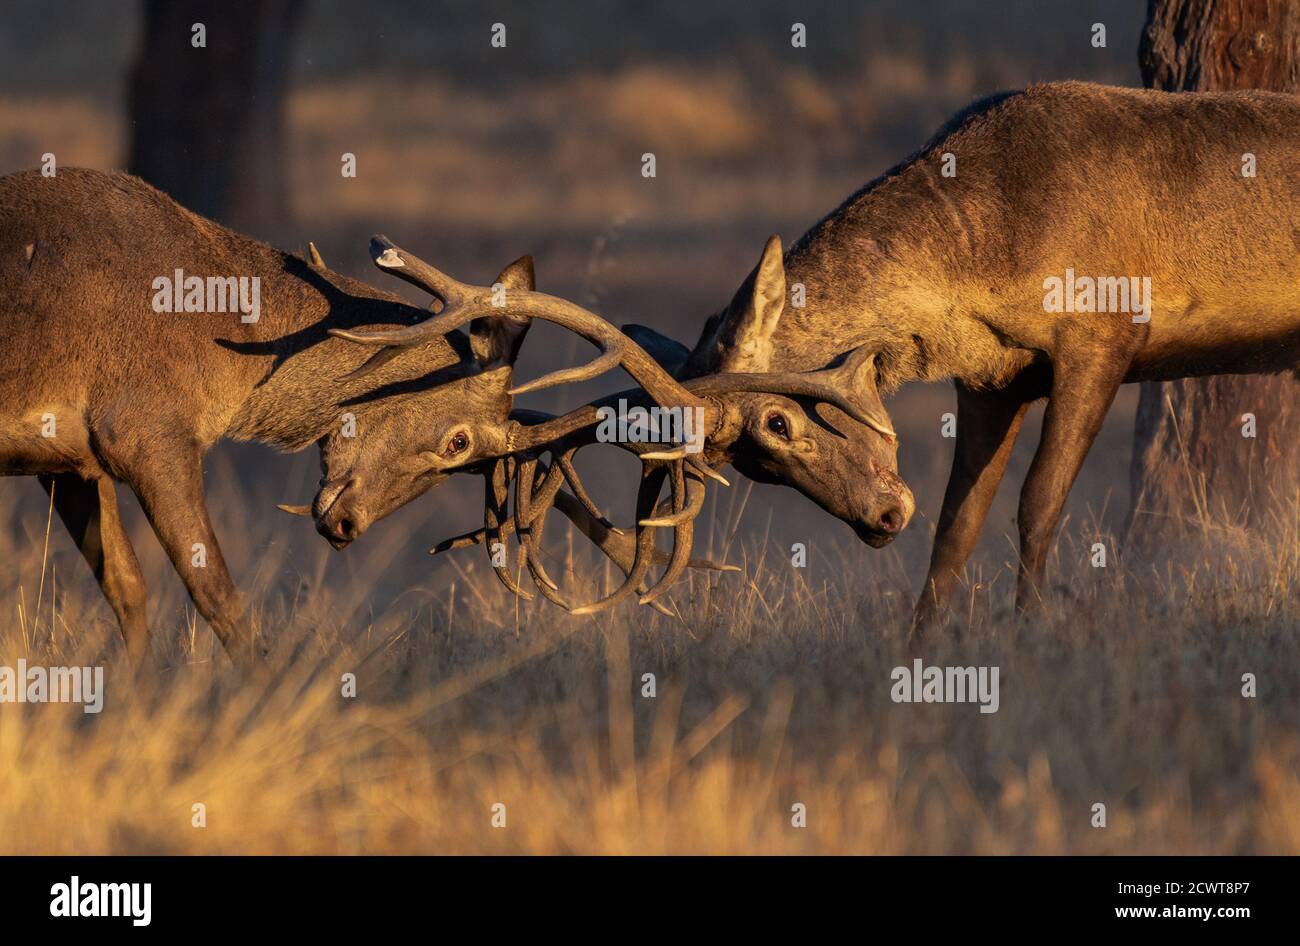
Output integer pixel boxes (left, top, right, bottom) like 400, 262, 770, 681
1, 462, 1297, 855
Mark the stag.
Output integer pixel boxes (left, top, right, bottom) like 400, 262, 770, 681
0, 167, 702, 664
628, 80, 1300, 628
317, 236, 912, 613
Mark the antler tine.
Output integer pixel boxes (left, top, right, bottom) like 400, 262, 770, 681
328, 237, 710, 416
430, 526, 489, 555
639, 464, 707, 529
518, 451, 657, 611
510, 451, 634, 611
426, 468, 734, 612
519, 462, 585, 609
369, 234, 466, 307
547, 490, 675, 617
541, 487, 738, 575
636, 462, 689, 605
484, 459, 533, 601
515, 458, 563, 594
687, 455, 730, 487
507, 349, 625, 397
637, 455, 738, 604
522, 454, 567, 526
556, 448, 623, 534
519, 447, 711, 614
685, 369, 895, 437
568, 465, 667, 615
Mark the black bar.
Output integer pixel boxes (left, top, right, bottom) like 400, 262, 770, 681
0, 855, 1282, 934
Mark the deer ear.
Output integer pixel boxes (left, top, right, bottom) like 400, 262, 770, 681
471, 255, 535, 368
622, 324, 690, 378
715, 234, 785, 372
494, 254, 535, 292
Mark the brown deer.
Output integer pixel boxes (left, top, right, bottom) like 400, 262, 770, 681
630, 80, 1300, 629
0, 167, 696, 664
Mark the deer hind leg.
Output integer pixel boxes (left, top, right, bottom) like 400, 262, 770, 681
121, 445, 260, 668
38, 473, 150, 665
913, 383, 1033, 636
1014, 335, 1140, 615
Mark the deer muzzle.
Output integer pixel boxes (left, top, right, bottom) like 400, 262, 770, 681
313, 478, 365, 549
855, 467, 915, 547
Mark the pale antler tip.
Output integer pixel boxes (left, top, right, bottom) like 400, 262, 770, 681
374, 248, 405, 269
692, 464, 730, 486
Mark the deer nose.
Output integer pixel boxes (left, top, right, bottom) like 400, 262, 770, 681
875, 505, 905, 535
315, 509, 361, 547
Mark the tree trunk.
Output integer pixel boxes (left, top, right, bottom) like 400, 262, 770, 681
1128, 0, 1300, 546
127, 0, 302, 238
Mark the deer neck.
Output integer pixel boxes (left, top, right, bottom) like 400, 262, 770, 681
774, 158, 1018, 393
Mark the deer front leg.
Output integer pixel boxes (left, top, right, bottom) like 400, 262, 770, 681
913, 384, 1032, 635
1014, 341, 1136, 615
121, 447, 259, 666
39, 474, 150, 665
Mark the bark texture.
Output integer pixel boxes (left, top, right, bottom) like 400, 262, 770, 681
127, 0, 302, 237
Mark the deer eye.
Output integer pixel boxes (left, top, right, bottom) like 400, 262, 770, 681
765, 412, 790, 439
445, 431, 470, 456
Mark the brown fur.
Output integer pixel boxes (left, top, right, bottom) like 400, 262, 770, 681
661, 81, 1300, 625
0, 168, 521, 663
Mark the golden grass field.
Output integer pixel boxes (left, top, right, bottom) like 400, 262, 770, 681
2, 459, 1298, 855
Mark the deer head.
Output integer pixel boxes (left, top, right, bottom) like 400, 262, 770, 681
621, 234, 914, 547
303, 256, 533, 548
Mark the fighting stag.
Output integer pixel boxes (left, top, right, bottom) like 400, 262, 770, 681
0, 168, 663, 664
628, 80, 1300, 629
328, 237, 910, 613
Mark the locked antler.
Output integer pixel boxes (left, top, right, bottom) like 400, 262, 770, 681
336, 237, 888, 612
330, 236, 714, 418
431, 443, 733, 616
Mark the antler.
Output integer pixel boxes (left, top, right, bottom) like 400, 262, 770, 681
335, 235, 886, 439
425, 355, 887, 614
334, 239, 893, 610
429, 437, 735, 615
685, 346, 895, 437
329, 236, 713, 421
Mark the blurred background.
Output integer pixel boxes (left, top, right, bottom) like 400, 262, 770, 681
0, 0, 1145, 625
